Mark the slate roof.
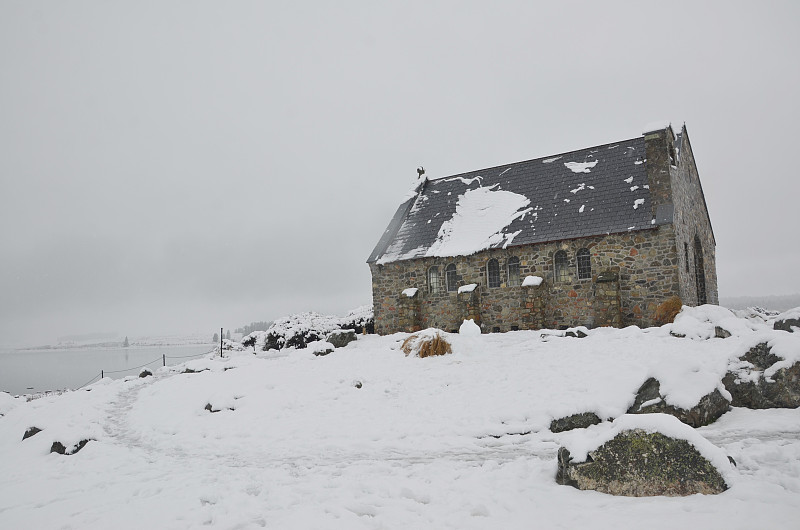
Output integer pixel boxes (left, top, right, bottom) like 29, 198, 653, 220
368, 136, 655, 264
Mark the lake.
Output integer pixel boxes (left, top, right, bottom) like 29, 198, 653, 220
0, 344, 215, 396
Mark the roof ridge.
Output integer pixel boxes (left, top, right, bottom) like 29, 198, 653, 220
428, 135, 643, 182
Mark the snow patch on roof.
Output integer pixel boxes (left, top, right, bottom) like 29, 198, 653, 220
426, 186, 531, 257
542, 156, 562, 164
564, 160, 599, 174
438, 175, 483, 186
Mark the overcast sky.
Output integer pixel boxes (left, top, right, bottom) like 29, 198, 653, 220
1, 1, 798, 346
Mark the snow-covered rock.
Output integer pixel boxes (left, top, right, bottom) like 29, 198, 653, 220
557, 414, 732, 496
626, 377, 730, 427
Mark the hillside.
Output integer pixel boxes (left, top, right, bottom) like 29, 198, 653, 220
0, 307, 798, 529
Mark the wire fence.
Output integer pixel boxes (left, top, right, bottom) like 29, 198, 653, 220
75, 348, 217, 389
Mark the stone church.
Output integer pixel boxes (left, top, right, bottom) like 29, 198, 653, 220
367, 124, 718, 334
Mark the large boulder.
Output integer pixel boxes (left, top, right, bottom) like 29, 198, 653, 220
326, 329, 357, 348
723, 342, 800, 409
627, 377, 729, 427
556, 415, 730, 496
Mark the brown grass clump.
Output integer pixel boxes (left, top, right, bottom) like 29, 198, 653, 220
654, 296, 683, 325
401, 330, 452, 358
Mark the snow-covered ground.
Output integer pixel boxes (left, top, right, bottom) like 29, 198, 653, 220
1, 308, 799, 529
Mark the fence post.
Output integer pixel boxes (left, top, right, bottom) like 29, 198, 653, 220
220, 327, 223, 357
101, 370, 104, 379
163, 354, 166, 367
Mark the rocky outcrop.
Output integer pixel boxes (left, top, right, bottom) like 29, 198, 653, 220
550, 412, 602, 433
326, 329, 357, 348
556, 429, 728, 496
774, 317, 800, 333
50, 439, 92, 455
627, 378, 729, 427
22, 426, 42, 440
723, 342, 800, 409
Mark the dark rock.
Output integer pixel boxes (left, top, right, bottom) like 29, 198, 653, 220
565, 329, 588, 338
312, 345, 335, 356
205, 403, 233, 413
714, 326, 731, 339
182, 368, 208, 374
327, 329, 358, 348
354, 380, 363, 389
139, 369, 153, 378
50, 439, 92, 455
774, 317, 800, 333
22, 426, 42, 440
627, 377, 729, 427
556, 429, 728, 496
550, 412, 602, 433
723, 342, 800, 409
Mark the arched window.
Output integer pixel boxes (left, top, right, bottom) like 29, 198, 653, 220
428, 266, 442, 294
487, 259, 500, 288
445, 264, 458, 292
507, 257, 520, 286
694, 235, 707, 305
576, 248, 591, 280
554, 250, 569, 283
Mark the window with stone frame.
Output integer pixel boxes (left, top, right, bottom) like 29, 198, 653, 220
576, 248, 591, 280
487, 258, 501, 288
554, 250, 569, 283
445, 263, 458, 292
684, 242, 690, 272
507, 257, 520, 286
428, 266, 442, 294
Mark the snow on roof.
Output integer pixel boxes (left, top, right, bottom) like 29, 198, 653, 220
368, 135, 654, 264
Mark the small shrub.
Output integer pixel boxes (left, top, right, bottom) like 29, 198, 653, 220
401, 329, 452, 358
654, 296, 683, 325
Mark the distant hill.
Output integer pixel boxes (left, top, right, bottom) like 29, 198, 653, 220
720, 293, 800, 312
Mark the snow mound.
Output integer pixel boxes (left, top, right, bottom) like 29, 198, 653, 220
0, 392, 19, 416
459, 319, 481, 336
671, 304, 764, 339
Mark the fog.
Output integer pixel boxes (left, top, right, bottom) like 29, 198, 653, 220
1, 1, 798, 346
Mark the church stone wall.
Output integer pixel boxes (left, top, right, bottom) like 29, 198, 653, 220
370, 225, 680, 335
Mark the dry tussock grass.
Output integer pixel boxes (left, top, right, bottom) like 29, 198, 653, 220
401, 330, 452, 358
654, 296, 683, 325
